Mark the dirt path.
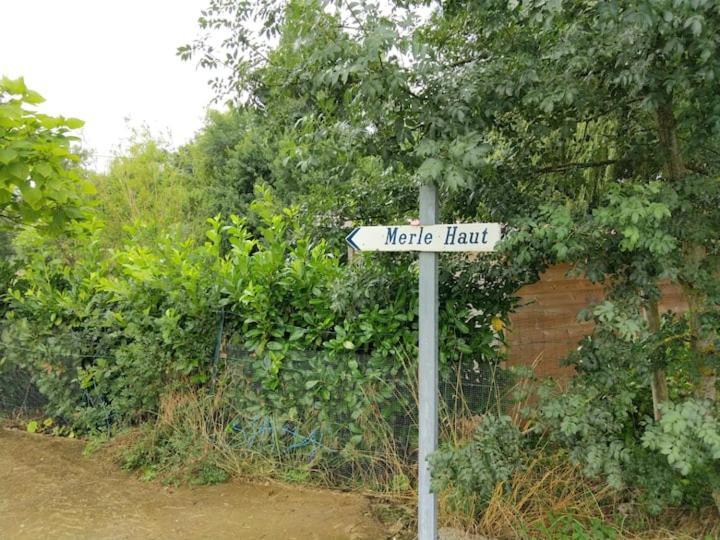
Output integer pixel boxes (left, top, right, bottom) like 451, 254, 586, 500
0, 428, 386, 539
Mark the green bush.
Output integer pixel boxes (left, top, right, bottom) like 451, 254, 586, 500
429, 414, 523, 516
642, 399, 720, 508
0, 189, 512, 454
540, 325, 720, 513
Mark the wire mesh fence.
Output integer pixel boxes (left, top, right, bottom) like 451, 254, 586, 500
0, 313, 521, 490
0, 363, 46, 415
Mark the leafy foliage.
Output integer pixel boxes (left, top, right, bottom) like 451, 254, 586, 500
91, 133, 209, 246
540, 320, 720, 512
0, 77, 93, 231
1, 189, 510, 445
179, 108, 271, 219
643, 399, 720, 495
2, 0, 720, 532
429, 415, 523, 516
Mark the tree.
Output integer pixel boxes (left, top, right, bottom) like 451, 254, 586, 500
181, 0, 720, 506
180, 108, 272, 219
91, 132, 207, 246
430, 0, 720, 410
0, 77, 94, 231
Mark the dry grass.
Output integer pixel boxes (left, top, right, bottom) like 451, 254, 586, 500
112, 376, 419, 496
95, 364, 720, 540
436, 449, 720, 539
632, 508, 720, 539
465, 451, 611, 538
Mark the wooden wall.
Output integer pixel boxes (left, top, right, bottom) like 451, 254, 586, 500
504, 264, 688, 381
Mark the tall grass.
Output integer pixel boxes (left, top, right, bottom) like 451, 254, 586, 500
110, 370, 418, 496
103, 360, 720, 539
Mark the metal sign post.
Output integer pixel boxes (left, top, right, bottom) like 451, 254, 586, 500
345, 187, 500, 540
418, 184, 439, 539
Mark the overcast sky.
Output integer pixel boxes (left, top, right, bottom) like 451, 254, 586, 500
1, 0, 215, 170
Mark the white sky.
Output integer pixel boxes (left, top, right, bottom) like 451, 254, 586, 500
0, 0, 214, 171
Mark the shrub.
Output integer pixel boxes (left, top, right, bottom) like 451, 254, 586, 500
540, 325, 720, 513
0, 190, 512, 455
429, 414, 523, 516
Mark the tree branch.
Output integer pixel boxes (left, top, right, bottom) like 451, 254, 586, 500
446, 55, 485, 69
535, 159, 623, 175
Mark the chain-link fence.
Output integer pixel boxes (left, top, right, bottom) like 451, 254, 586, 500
0, 310, 514, 489
196, 330, 515, 486
0, 363, 46, 416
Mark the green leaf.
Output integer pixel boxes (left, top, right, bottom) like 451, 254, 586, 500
417, 157, 443, 182
2, 76, 27, 95
289, 328, 305, 341
24, 90, 45, 104
64, 117, 84, 129
0, 148, 17, 164
19, 183, 42, 208
33, 161, 53, 178
445, 167, 465, 190
7, 161, 29, 180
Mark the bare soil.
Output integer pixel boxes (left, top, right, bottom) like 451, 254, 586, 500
0, 428, 387, 539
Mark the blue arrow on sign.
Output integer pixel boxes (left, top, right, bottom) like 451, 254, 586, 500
345, 228, 360, 250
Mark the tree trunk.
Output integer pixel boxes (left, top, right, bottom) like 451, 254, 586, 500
682, 266, 717, 402
644, 299, 669, 421
657, 77, 719, 519
656, 100, 686, 181
656, 98, 717, 402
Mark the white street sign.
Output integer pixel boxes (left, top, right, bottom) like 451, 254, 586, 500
345, 223, 501, 252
